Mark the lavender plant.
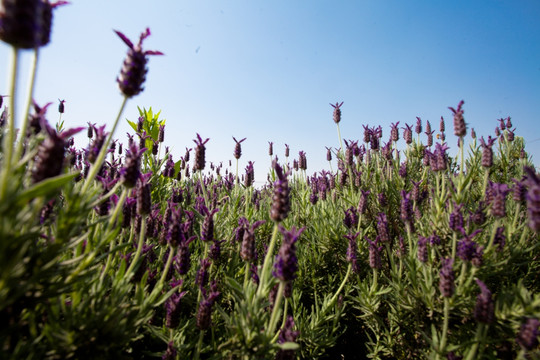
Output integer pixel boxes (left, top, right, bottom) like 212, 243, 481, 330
1, 3, 540, 359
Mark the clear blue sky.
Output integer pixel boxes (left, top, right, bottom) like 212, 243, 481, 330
2, 1, 540, 185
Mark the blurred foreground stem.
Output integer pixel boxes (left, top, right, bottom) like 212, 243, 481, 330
0, 47, 19, 202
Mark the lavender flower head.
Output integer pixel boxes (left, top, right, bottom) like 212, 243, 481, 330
32, 124, 83, 183
196, 285, 220, 330
439, 258, 455, 298
232, 137, 246, 160
390, 121, 400, 142
415, 117, 422, 134
417, 236, 429, 263
193, 133, 210, 172
457, 228, 483, 265
345, 232, 360, 273
524, 167, 540, 232
273, 226, 304, 285
0, 0, 68, 48
330, 101, 344, 124
114, 28, 163, 98
85, 124, 108, 164
240, 220, 265, 261
120, 142, 146, 188
366, 236, 383, 270
516, 317, 540, 351
200, 205, 219, 242
270, 161, 291, 222
489, 182, 509, 218
165, 288, 187, 329
162, 341, 177, 360
449, 100, 466, 137
473, 279, 495, 324
343, 206, 359, 230
400, 190, 414, 224
479, 136, 496, 168
276, 316, 300, 360
136, 172, 152, 216
376, 212, 390, 243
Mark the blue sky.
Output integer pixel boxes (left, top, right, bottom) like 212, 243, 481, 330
1, 1, 540, 185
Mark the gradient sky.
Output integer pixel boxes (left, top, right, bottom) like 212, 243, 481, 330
1, 1, 539, 185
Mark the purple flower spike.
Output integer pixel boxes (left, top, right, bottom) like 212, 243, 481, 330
120, 142, 146, 188
400, 190, 413, 224
449, 100, 466, 137
524, 167, 540, 232
343, 206, 359, 230
162, 341, 177, 360
403, 124, 413, 145
273, 226, 304, 286
366, 236, 383, 270
200, 205, 219, 242
240, 220, 265, 261
473, 279, 495, 324
376, 212, 390, 243
479, 136, 496, 168
345, 232, 360, 273
0, 0, 67, 48
244, 161, 255, 187
165, 289, 187, 329
232, 136, 246, 160
136, 172, 152, 216
196, 285, 220, 330
276, 315, 300, 360
516, 317, 540, 351
270, 161, 291, 222
115, 28, 163, 98
193, 133, 210, 172
330, 102, 344, 124
415, 117, 422, 134
457, 228, 483, 265
390, 122, 400, 142
490, 183, 509, 218
195, 258, 211, 289
32, 125, 84, 183
417, 236, 428, 263
439, 258, 455, 297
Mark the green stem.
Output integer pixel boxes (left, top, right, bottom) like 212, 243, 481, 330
125, 217, 146, 279
156, 245, 175, 289
256, 224, 279, 298
451, 232, 458, 260
465, 323, 485, 360
194, 330, 205, 360
0, 47, 20, 201
267, 281, 285, 336
99, 188, 129, 283
243, 262, 250, 288
336, 123, 344, 158
82, 96, 128, 193
328, 263, 352, 307
439, 297, 450, 357
14, 48, 39, 163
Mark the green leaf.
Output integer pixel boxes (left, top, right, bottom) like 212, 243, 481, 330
277, 342, 299, 350
17, 172, 79, 204
127, 119, 138, 132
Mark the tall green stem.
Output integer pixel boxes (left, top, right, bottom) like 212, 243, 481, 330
256, 224, 279, 298
438, 297, 450, 357
82, 96, 128, 193
0, 47, 20, 201
14, 48, 39, 163
267, 281, 284, 336
125, 217, 146, 279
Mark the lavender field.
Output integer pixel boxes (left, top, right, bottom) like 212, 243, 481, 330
1, 2, 540, 360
